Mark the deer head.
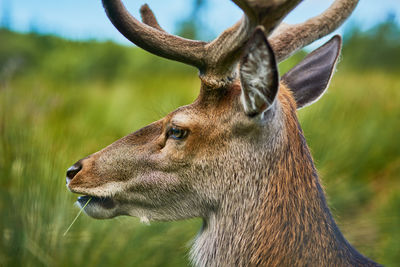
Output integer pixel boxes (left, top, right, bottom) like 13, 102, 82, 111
66, 0, 379, 266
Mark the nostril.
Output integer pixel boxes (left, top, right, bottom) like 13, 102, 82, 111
66, 162, 82, 181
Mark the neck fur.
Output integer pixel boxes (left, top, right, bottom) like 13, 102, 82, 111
190, 91, 377, 267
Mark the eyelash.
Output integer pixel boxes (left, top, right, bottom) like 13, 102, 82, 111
167, 127, 189, 140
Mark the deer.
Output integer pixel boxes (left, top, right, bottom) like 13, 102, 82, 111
66, 0, 381, 266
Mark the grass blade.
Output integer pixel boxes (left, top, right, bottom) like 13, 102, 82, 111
63, 197, 92, 237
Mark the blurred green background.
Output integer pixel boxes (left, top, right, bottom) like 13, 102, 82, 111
1, 4, 400, 267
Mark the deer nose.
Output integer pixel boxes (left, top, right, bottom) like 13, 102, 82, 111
66, 161, 83, 184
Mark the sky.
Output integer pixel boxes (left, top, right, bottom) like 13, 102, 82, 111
1, 0, 399, 49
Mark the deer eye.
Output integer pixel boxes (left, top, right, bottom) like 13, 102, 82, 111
168, 127, 188, 140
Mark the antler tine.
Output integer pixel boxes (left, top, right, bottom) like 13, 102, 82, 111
139, 4, 165, 32
270, 0, 360, 62
102, 0, 207, 70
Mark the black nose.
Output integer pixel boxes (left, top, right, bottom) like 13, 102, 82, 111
66, 162, 82, 183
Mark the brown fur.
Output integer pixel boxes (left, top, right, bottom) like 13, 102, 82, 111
68, 81, 379, 266
187, 85, 379, 266
248, 87, 376, 266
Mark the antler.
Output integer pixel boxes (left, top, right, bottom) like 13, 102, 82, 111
102, 0, 207, 69
102, 0, 359, 87
139, 4, 165, 32
270, 0, 359, 61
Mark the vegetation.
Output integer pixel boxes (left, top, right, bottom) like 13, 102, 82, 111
0, 19, 399, 266
343, 13, 400, 72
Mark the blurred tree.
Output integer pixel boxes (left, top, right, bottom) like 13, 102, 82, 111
28, 17, 41, 34
0, 0, 12, 29
176, 0, 207, 40
343, 12, 400, 72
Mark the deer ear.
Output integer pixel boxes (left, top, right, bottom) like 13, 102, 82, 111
281, 35, 342, 109
239, 27, 279, 117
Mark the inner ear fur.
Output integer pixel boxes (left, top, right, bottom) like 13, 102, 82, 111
281, 35, 342, 109
239, 27, 279, 117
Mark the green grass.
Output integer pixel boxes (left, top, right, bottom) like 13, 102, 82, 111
0, 30, 399, 266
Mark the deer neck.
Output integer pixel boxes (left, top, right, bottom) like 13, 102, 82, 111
190, 95, 372, 267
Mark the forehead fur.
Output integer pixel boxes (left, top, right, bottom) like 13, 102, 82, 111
170, 79, 298, 129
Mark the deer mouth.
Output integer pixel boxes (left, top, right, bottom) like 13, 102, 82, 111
77, 195, 116, 210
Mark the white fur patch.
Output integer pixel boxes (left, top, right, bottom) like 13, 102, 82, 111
240, 30, 278, 116
171, 113, 190, 125
71, 181, 126, 197
140, 216, 151, 225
